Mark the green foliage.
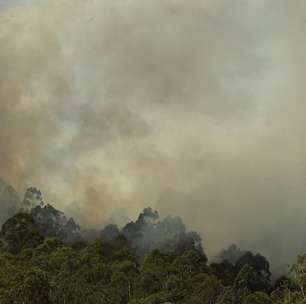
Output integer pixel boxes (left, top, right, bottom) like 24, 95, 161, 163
142, 249, 175, 284
0, 213, 305, 304
235, 252, 271, 292
172, 248, 208, 281
6, 267, 51, 304
134, 272, 162, 298
291, 253, 306, 295
211, 260, 236, 286
0, 213, 43, 253
244, 291, 273, 304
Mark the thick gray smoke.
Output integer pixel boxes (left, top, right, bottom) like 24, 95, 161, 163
1, 0, 306, 273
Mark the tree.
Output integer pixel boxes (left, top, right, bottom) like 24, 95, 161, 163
172, 248, 208, 282
8, 267, 51, 304
291, 253, 306, 297
235, 264, 264, 293
111, 261, 139, 302
134, 272, 162, 298
0, 213, 43, 254
244, 292, 272, 304
235, 252, 271, 292
216, 244, 246, 265
187, 273, 223, 304
142, 249, 175, 285
211, 260, 236, 286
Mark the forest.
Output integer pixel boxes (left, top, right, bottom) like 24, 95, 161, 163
0, 187, 305, 304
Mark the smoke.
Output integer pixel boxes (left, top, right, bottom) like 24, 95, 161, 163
1, 0, 306, 272
0, 178, 20, 224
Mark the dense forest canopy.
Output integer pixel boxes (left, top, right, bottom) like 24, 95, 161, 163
0, 186, 306, 303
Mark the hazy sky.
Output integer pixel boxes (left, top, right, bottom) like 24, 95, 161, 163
1, 0, 306, 271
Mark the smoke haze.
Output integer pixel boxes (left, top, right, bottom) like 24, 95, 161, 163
1, 0, 306, 272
